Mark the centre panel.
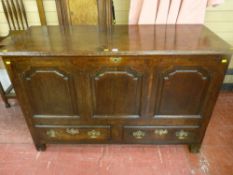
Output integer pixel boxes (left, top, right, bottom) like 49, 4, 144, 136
91, 67, 143, 119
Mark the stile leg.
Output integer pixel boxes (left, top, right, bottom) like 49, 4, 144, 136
189, 144, 201, 153
0, 81, 10, 108
35, 143, 47, 151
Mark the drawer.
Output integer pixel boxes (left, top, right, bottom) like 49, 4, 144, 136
35, 125, 111, 142
123, 126, 200, 143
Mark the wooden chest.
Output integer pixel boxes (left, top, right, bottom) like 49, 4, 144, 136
0, 25, 231, 153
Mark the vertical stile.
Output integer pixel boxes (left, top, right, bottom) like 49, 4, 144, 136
1, 0, 12, 30
15, 0, 25, 30
10, 0, 21, 30
5, 0, 16, 30
19, 0, 28, 28
36, 0, 47, 25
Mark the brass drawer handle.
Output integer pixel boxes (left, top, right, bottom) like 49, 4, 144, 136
88, 130, 101, 139
46, 129, 57, 138
132, 130, 145, 139
176, 130, 189, 140
66, 128, 79, 135
154, 129, 168, 136
110, 57, 122, 63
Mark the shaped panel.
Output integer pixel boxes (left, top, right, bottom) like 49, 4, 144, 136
91, 67, 143, 118
22, 67, 78, 115
155, 67, 210, 116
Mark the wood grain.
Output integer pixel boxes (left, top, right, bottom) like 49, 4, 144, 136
55, 0, 112, 28
36, 0, 47, 25
0, 25, 231, 56
69, 0, 98, 25
0, 25, 231, 152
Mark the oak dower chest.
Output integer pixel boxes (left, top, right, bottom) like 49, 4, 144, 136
0, 25, 232, 153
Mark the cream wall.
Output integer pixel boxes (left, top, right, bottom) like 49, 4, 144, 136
205, 0, 233, 83
0, 0, 233, 82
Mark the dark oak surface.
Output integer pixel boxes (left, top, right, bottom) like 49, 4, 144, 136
0, 25, 232, 153
0, 25, 231, 56
55, 0, 113, 28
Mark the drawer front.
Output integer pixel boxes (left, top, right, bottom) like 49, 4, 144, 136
36, 125, 111, 142
123, 126, 200, 143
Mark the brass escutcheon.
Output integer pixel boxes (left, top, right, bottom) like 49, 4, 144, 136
66, 128, 79, 135
132, 130, 145, 139
154, 129, 168, 136
175, 130, 189, 140
88, 130, 101, 139
110, 57, 122, 63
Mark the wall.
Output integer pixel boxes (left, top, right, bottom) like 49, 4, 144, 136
0, 0, 232, 83
205, 0, 233, 83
